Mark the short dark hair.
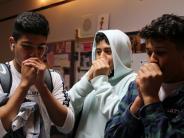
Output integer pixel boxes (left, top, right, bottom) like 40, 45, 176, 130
95, 32, 109, 45
139, 14, 184, 49
12, 12, 49, 41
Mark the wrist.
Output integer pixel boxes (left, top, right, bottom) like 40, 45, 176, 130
87, 74, 93, 80
130, 104, 139, 114
130, 96, 143, 114
19, 81, 30, 90
143, 96, 160, 105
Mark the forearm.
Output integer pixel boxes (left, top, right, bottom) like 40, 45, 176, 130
38, 84, 68, 126
69, 75, 93, 114
0, 83, 29, 130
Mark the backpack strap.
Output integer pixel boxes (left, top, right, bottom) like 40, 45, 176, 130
0, 63, 12, 94
44, 69, 54, 92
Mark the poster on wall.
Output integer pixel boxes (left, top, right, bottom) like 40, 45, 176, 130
54, 41, 72, 54
79, 41, 92, 71
80, 14, 96, 37
74, 37, 93, 82
97, 13, 109, 30
46, 43, 56, 68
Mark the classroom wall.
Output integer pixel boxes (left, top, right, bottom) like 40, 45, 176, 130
0, 0, 184, 62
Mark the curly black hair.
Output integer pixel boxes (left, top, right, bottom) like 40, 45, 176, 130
139, 14, 184, 49
12, 12, 49, 41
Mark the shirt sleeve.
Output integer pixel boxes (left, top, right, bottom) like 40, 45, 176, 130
68, 73, 93, 115
56, 107, 75, 134
91, 73, 136, 119
51, 71, 75, 133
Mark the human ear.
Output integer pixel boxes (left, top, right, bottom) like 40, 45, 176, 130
10, 43, 16, 52
12, 44, 15, 48
9, 36, 15, 51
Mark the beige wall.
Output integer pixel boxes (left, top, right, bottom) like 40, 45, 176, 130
0, 0, 184, 62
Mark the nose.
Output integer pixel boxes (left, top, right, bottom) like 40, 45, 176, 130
99, 51, 107, 58
30, 48, 40, 57
149, 52, 158, 63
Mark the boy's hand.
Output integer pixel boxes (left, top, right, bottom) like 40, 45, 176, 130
22, 58, 46, 87
87, 58, 111, 80
136, 63, 163, 105
20, 61, 37, 87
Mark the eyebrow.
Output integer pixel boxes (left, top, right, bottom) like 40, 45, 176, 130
96, 47, 111, 50
146, 47, 167, 50
21, 41, 46, 46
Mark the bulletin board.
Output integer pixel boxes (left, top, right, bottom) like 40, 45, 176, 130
46, 40, 75, 90
75, 37, 93, 81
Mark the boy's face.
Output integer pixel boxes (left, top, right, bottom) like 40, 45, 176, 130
96, 40, 113, 70
10, 34, 47, 67
146, 39, 184, 83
